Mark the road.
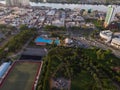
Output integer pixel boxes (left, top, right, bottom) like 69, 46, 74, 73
0, 36, 12, 48
89, 39, 120, 58
9, 37, 33, 59
74, 37, 120, 58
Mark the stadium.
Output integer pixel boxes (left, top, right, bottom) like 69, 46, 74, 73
0, 48, 46, 90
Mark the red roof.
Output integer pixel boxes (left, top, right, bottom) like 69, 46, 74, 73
36, 42, 46, 45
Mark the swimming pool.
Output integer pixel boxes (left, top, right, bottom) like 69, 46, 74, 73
35, 37, 60, 45
54, 40, 60, 45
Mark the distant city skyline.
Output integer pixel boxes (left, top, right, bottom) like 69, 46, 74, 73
6, 0, 30, 6
0, 0, 120, 13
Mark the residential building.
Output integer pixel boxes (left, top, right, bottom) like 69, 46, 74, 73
100, 30, 113, 42
111, 33, 120, 49
6, 0, 30, 6
104, 5, 115, 28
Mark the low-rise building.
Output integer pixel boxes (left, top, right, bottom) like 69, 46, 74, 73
52, 19, 64, 27
111, 33, 120, 49
111, 38, 120, 49
65, 38, 73, 44
47, 10, 56, 16
100, 30, 113, 43
100, 30, 120, 49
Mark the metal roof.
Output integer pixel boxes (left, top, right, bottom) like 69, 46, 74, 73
22, 48, 47, 56
0, 62, 11, 78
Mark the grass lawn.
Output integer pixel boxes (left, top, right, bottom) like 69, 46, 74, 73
0, 61, 41, 90
71, 70, 95, 90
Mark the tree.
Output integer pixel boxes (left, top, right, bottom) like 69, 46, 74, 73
19, 24, 28, 31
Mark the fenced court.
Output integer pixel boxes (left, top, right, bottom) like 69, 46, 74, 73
0, 61, 41, 90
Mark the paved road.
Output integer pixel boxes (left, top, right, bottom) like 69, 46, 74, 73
74, 37, 120, 58
90, 39, 120, 58
9, 37, 33, 59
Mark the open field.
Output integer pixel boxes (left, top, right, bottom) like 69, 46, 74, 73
0, 61, 41, 90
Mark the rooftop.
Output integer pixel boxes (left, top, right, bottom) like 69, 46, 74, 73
22, 48, 47, 57
100, 30, 113, 37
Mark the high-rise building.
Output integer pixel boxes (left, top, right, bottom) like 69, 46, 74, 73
6, 0, 30, 7
43, 0, 47, 3
104, 5, 115, 28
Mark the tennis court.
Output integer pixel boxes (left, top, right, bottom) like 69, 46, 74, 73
0, 61, 41, 90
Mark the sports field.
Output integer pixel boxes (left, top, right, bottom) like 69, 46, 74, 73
0, 61, 41, 90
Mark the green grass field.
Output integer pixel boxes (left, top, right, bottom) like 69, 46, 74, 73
0, 61, 41, 90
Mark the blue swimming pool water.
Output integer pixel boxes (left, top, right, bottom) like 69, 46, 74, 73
54, 40, 60, 45
35, 37, 60, 45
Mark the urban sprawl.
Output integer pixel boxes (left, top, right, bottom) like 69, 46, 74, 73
0, 1, 120, 90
